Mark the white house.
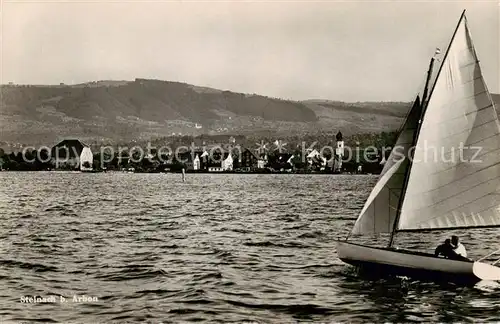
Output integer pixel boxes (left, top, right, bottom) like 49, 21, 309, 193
306, 149, 320, 166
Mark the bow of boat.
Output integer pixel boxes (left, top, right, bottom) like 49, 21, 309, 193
473, 262, 500, 281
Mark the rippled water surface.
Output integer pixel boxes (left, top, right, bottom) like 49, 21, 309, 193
1, 172, 499, 322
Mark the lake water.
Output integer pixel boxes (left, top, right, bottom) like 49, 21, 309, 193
1, 172, 499, 322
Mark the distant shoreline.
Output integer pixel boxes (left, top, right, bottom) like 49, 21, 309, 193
0, 169, 378, 175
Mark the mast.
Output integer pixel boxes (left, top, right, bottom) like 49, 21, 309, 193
387, 10, 466, 247
387, 89, 425, 247
387, 58, 433, 248
421, 58, 436, 108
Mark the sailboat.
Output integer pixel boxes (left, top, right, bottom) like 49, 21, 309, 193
337, 10, 500, 284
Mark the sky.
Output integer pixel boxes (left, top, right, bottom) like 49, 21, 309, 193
1, 0, 499, 102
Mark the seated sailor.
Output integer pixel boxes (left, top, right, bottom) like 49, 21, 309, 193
451, 235, 468, 259
434, 239, 455, 258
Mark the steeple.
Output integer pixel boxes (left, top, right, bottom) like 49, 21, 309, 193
334, 131, 344, 173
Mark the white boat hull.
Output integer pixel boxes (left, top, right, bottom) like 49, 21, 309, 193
337, 241, 500, 284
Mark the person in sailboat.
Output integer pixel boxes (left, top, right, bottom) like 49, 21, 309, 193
451, 235, 468, 259
434, 238, 469, 261
434, 239, 456, 258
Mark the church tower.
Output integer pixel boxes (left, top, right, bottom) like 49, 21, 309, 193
335, 131, 344, 173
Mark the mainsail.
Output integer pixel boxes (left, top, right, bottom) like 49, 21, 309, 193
351, 97, 421, 234
397, 13, 500, 230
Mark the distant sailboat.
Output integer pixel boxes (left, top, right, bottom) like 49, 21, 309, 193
337, 10, 500, 284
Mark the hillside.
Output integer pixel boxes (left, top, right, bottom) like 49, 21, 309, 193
2, 78, 497, 146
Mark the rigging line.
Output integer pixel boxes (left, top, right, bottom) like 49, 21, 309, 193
477, 247, 500, 262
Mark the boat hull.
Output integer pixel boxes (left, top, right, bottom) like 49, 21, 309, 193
337, 241, 500, 284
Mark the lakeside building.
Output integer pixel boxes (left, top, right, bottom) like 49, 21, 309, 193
176, 149, 236, 172
239, 148, 259, 170
267, 153, 295, 172
207, 151, 234, 172
177, 150, 208, 171
306, 149, 327, 170
175, 144, 261, 172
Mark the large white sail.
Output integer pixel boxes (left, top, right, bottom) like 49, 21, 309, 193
351, 97, 421, 234
397, 14, 500, 231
